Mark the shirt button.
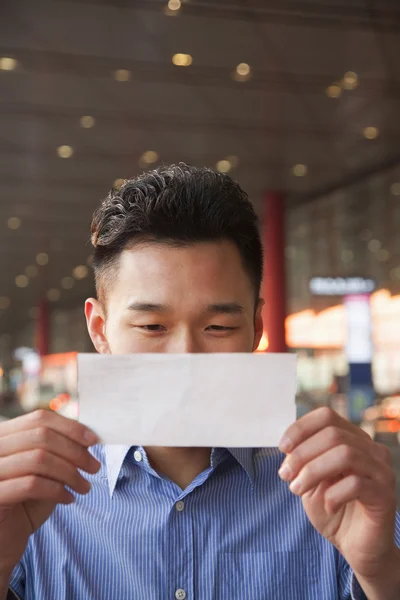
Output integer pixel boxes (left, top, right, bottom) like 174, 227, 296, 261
133, 450, 143, 462
175, 590, 186, 600
175, 501, 185, 512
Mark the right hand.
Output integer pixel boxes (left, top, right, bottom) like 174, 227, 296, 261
0, 409, 100, 574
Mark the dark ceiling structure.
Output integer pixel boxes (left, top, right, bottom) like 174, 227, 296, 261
1, 0, 400, 337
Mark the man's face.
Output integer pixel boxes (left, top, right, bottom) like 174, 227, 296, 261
85, 239, 264, 354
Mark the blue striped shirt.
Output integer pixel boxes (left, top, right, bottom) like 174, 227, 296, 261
10, 445, 400, 599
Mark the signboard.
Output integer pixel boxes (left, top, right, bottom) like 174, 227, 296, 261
344, 295, 373, 363
344, 294, 375, 422
310, 277, 376, 296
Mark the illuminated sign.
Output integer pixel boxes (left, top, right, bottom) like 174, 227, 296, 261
310, 277, 376, 296
344, 294, 373, 363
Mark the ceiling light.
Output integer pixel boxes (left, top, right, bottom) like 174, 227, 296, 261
0, 297, 10, 310
172, 53, 193, 67
342, 71, 358, 90
368, 239, 381, 252
80, 115, 95, 128
73, 265, 89, 280
57, 145, 73, 158
7, 217, 21, 230
341, 249, 354, 263
36, 252, 49, 266
363, 126, 379, 140
25, 265, 38, 278
47, 289, 60, 302
391, 266, 400, 281
233, 63, 251, 82
216, 159, 232, 173
391, 182, 400, 196
326, 83, 342, 98
140, 150, 159, 166
113, 178, 125, 189
15, 275, 29, 288
168, 0, 181, 10
114, 69, 131, 82
236, 63, 250, 76
377, 248, 390, 262
28, 307, 39, 319
61, 276, 74, 290
292, 164, 308, 177
0, 57, 18, 71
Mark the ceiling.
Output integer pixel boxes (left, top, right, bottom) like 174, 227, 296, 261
1, 0, 400, 338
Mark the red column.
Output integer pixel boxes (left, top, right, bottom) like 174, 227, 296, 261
262, 192, 287, 353
36, 299, 49, 356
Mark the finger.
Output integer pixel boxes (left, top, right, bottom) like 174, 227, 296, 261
0, 429, 101, 475
279, 427, 378, 482
375, 442, 394, 467
0, 410, 98, 447
289, 444, 381, 497
0, 451, 92, 495
279, 407, 370, 454
0, 476, 75, 506
323, 475, 387, 515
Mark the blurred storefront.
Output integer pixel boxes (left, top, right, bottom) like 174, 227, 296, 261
281, 167, 400, 418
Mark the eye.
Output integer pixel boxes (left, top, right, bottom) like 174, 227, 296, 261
206, 325, 237, 332
137, 325, 166, 332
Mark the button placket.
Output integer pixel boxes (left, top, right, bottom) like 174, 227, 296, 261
167, 494, 194, 600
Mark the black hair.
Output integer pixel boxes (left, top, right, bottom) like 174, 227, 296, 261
91, 163, 263, 303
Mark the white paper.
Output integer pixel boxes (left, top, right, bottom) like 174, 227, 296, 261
78, 353, 297, 447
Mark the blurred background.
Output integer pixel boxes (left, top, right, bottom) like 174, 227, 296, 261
1, 0, 400, 504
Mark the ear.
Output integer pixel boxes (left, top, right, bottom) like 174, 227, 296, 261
85, 298, 111, 354
252, 298, 265, 352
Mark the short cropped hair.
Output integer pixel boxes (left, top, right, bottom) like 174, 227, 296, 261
91, 163, 263, 304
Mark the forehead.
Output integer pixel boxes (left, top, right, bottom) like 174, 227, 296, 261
106, 240, 254, 306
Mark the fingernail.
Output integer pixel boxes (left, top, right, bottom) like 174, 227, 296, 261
83, 479, 92, 493
92, 459, 101, 472
289, 478, 302, 495
84, 430, 99, 445
279, 436, 293, 453
278, 462, 293, 482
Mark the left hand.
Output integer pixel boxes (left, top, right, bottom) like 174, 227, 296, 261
278, 407, 398, 579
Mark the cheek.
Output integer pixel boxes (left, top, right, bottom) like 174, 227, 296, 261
105, 320, 165, 355
208, 329, 255, 353
103, 318, 135, 354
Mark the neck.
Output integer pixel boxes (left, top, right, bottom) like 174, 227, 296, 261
144, 446, 212, 490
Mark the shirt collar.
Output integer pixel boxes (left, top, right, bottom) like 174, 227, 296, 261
104, 445, 256, 498
227, 448, 255, 484
105, 444, 131, 497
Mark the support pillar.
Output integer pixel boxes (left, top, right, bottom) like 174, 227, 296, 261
262, 191, 287, 353
36, 299, 49, 356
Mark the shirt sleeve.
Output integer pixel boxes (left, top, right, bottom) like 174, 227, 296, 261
8, 560, 25, 600
339, 511, 400, 600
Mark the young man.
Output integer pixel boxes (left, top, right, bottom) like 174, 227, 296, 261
1, 164, 399, 599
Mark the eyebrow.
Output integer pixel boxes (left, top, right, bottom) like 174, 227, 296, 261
127, 302, 169, 312
205, 303, 244, 315
126, 302, 244, 315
